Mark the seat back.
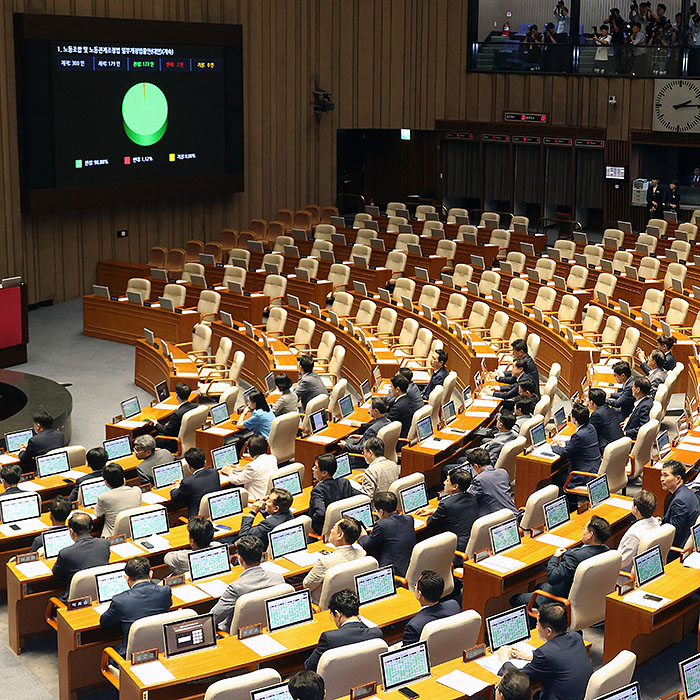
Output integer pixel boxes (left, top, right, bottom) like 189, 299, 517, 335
427, 385, 444, 429
405, 532, 457, 595
612, 250, 633, 273
444, 293, 467, 320
465, 509, 516, 559
228, 248, 251, 266
456, 225, 478, 242
184, 240, 204, 263
666, 297, 689, 326
204, 670, 283, 700
508, 322, 527, 344
478, 212, 500, 228
276, 209, 294, 228
520, 484, 560, 532
317, 638, 388, 700
213, 336, 233, 366
316, 331, 337, 363
355, 229, 376, 246
197, 290, 221, 316
453, 263, 473, 286
446, 207, 468, 223
113, 505, 167, 539
228, 351, 245, 385
318, 556, 378, 610
557, 294, 579, 324
618, 327, 640, 361
583, 245, 604, 267
388, 473, 425, 508
298, 257, 319, 278
419, 610, 482, 666
678, 222, 698, 240
599, 437, 633, 494
69, 562, 126, 600
147, 246, 167, 267
671, 239, 691, 261
566, 265, 588, 290
191, 323, 212, 354
352, 213, 372, 227
488, 311, 509, 341
642, 289, 665, 316
629, 418, 659, 479
182, 262, 204, 283
350, 244, 372, 263
178, 404, 210, 453
535, 258, 556, 281
301, 393, 329, 430
222, 266, 247, 288
126, 609, 198, 657
407, 404, 432, 442
527, 333, 540, 361
386, 202, 406, 217
266, 462, 305, 495
533, 286, 556, 311
321, 494, 371, 537
422, 220, 444, 236
165, 248, 186, 272
415, 204, 436, 220
376, 307, 398, 336
554, 240, 576, 259
582, 651, 637, 700
293, 210, 312, 230
468, 301, 490, 330
263, 274, 287, 306
418, 285, 441, 310
385, 251, 407, 279
126, 277, 151, 301
549, 362, 562, 380
311, 239, 334, 255
331, 292, 354, 317
395, 233, 419, 251
203, 242, 223, 262
582, 306, 604, 335
293, 318, 316, 347
533, 395, 552, 425
478, 271, 501, 296
328, 379, 349, 418
489, 228, 511, 249
396, 317, 419, 346
506, 278, 529, 304
436, 240, 456, 261
510, 215, 529, 230
638, 255, 660, 280
505, 251, 526, 273
230, 583, 295, 634
568, 550, 623, 631
387, 216, 408, 233
269, 412, 301, 464
219, 229, 237, 250
494, 435, 527, 483
262, 253, 284, 274
162, 283, 187, 307
601, 316, 622, 345
377, 421, 402, 463
315, 224, 336, 242
638, 523, 676, 565
602, 228, 624, 247
272, 236, 294, 253
266, 307, 288, 336
442, 371, 458, 404
594, 273, 617, 300
328, 264, 350, 289
647, 218, 668, 236
664, 262, 687, 289
325, 346, 346, 383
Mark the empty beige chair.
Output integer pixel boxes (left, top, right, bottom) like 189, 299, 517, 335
222, 266, 247, 288
594, 273, 617, 301
315, 224, 336, 241
582, 651, 637, 700
318, 556, 378, 610
640, 288, 664, 316
637, 233, 658, 254
535, 258, 556, 281
395, 233, 419, 251
377, 421, 402, 463
505, 251, 526, 274
417, 284, 441, 310
647, 218, 668, 236
446, 207, 468, 223
203, 669, 283, 700
328, 264, 350, 292
527, 332, 540, 361
478, 270, 501, 296
583, 244, 604, 267
261, 253, 284, 274
603, 228, 625, 248
612, 250, 633, 273
422, 220, 444, 237
200, 351, 245, 397
664, 262, 687, 289
126, 277, 151, 301
581, 306, 604, 336
186, 323, 212, 359
567, 437, 631, 496
353, 299, 377, 327
330, 292, 354, 317
328, 379, 349, 418
478, 212, 500, 228
419, 610, 482, 666
483, 310, 509, 346
444, 293, 468, 321
272, 235, 294, 253
456, 225, 479, 242
196, 290, 221, 323
313, 330, 337, 366
649, 400, 664, 423
46, 445, 86, 469
435, 239, 457, 264
161, 283, 187, 307
465, 509, 516, 559
229, 584, 295, 635
638, 255, 660, 280
228, 248, 251, 266
182, 262, 205, 282
269, 412, 300, 464
506, 278, 529, 305
283, 318, 315, 351
553, 240, 576, 260
349, 243, 372, 264
373, 307, 399, 339
452, 263, 474, 286
592, 315, 622, 345
318, 638, 388, 700
352, 214, 371, 228
298, 256, 319, 278
355, 228, 376, 247
510, 215, 529, 230
166, 404, 209, 456
628, 419, 659, 481
319, 345, 346, 388
678, 222, 698, 240
385, 250, 407, 280
260, 307, 287, 338
386, 202, 406, 217
466, 301, 490, 332
493, 435, 527, 483
530, 286, 557, 312
395, 326, 433, 360
387, 216, 408, 233
607, 326, 640, 365
566, 265, 588, 290
670, 238, 691, 262
533, 395, 552, 424
489, 228, 511, 253
311, 239, 334, 256
557, 294, 580, 326
401, 532, 457, 595
393, 277, 416, 303
520, 484, 560, 533
262, 274, 287, 307
666, 297, 689, 327
197, 336, 233, 378
415, 204, 436, 221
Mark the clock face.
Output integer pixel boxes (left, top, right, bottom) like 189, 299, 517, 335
653, 79, 700, 133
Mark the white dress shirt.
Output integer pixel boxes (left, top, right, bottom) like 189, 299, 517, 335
227, 453, 278, 501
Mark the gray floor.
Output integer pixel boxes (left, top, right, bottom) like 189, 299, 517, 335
0, 297, 691, 699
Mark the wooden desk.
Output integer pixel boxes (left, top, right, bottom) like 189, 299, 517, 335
246, 270, 333, 308
134, 339, 200, 396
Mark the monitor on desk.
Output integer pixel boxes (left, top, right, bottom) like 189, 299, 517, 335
79, 478, 109, 507
416, 416, 433, 442
680, 653, 700, 700
309, 410, 328, 435
592, 682, 641, 700
656, 430, 671, 459
36, 451, 70, 478
150, 268, 168, 281
553, 407, 567, 430
158, 296, 175, 312
462, 386, 472, 409
154, 380, 169, 403
361, 379, 372, 401
265, 589, 314, 632
370, 238, 385, 251
617, 221, 633, 233
41, 526, 74, 559
127, 290, 143, 305
353, 280, 368, 296
442, 401, 457, 425
144, 328, 156, 347
693, 523, 700, 552
338, 394, 354, 419
102, 434, 132, 461
269, 523, 307, 560
530, 423, 547, 449
251, 683, 293, 700
120, 396, 141, 419
513, 222, 527, 234
287, 294, 301, 311
380, 641, 431, 691
587, 474, 610, 508
272, 471, 302, 496
633, 544, 665, 587
93, 284, 110, 299
4, 428, 33, 454
199, 253, 216, 265
489, 517, 521, 555
211, 443, 239, 471
95, 568, 129, 604
341, 501, 374, 530
129, 507, 169, 541
486, 605, 531, 652
153, 461, 184, 490
294, 267, 310, 283
161, 339, 171, 358
543, 495, 570, 532
210, 402, 230, 426
208, 488, 243, 521
188, 544, 231, 582
227, 280, 244, 295
0, 494, 40, 525
163, 614, 217, 658
473, 371, 483, 390
265, 372, 276, 393
355, 565, 396, 605
400, 482, 429, 514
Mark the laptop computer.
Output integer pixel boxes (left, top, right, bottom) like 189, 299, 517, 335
190, 273, 207, 288
163, 614, 217, 658
211, 444, 239, 471
265, 589, 314, 632
360, 379, 372, 401
41, 526, 74, 559
95, 568, 129, 605
208, 488, 244, 521
593, 683, 641, 700
380, 641, 431, 691
35, 451, 71, 478
79, 478, 109, 508
0, 494, 41, 527
415, 416, 433, 442
442, 400, 457, 425
400, 482, 429, 515
656, 430, 672, 459
103, 435, 132, 461
269, 523, 307, 560
543, 495, 570, 532
159, 296, 175, 312
93, 285, 110, 299
308, 410, 328, 434
120, 396, 141, 419
341, 501, 374, 530
334, 452, 352, 479
485, 605, 531, 651
152, 461, 184, 490
210, 402, 230, 426
188, 545, 231, 582
4, 428, 33, 454
154, 380, 169, 403
489, 517, 521, 555
294, 267, 310, 282
587, 474, 610, 508
355, 565, 396, 605
633, 543, 665, 588
129, 507, 169, 542
338, 394, 354, 419
272, 471, 303, 496
679, 653, 700, 700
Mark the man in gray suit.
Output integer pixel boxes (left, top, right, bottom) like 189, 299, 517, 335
94, 463, 143, 537
164, 516, 215, 575
466, 447, 518, 518
340, 398, 390, 467
209, 535, 285, 632
294, 355, 329, 411
357, 438, 400, 499
133, 434, 176, 484
484, 412, 518, 466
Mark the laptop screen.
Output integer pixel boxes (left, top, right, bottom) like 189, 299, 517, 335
272, 471, 302, 496
120, 396, 141, 419
633, 545, 664, 587
442, 401, 456, 424
380, 641, 431, 691
543, 496, 570, 532
587, 474, 610, 508
211, 444, 239, 471
251, 683, 294, 700
79, 478, 109, 507
334, 452, 351, 479
0, 494, 40, 524
269, 523, 307, 560
554, 407, 566, 428
693, 523, 700, 552
656, 430, 671, 457
400, 482, 429, 514
4, 429, 32, 454
680, 653, 700, 700
154, 380, 169, 403
416, 416, 433, 441
593, 682, 641, 700
339, 395, 354, 419
96, 568, 129, 603
188, 545, 231, 582
265, 589, 314, 632
265, 373, 276, 393
361, 379, 372, 399
355, 565, 396, 605
208, 488, 243, 521
486, 606, 531, 651
153, 461, 184, 490
163, 614, 217, 658
309, 410, 328, 434
489, 517, 521, 555
41, 527, 74, 559
103, 435, 132, 461
130, 508, 169, 540
530, 423, 546, 448
210, 403, 230, 426
36, 451, 70, 478
341, 502, 374, 530
463, 386, 472, 405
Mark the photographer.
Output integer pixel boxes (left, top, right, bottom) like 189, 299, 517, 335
628, 21, 646, 75
609, 8, 627, 73
553, 1, 570, 36
523, 24, 543, 68
593, 24, 612, 73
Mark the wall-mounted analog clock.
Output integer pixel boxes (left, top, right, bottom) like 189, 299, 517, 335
653, 79, 700, 133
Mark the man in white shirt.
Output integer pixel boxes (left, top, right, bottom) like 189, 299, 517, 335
223, 435, 277, 501
618, 490, 660, 573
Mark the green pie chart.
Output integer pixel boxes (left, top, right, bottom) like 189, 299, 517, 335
122, 82, 168, 146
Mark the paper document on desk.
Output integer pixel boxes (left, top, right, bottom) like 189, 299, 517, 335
260, 561, 289, 575
623, 589, 670, 610
472, 399, 500, 408
141, 491, 168, 505
536, 533, 575, 548
359, 615, 378, 628
64, 469, 88, 480
206, 427, 233, 436
531, 445, 558, 458
0, 454, 18, 465
305, 435, 336, 444
419, 437, 453, 450
680, 435, 700, 445
464, 411, 493, 418
130, 660, 176, 685
17, 482, 45, 492
437, 669, 491, 695
240, 633, 288, 656
16, 560, 52, 578
593, 364, 616, 374
412, 517, 424, 530
153, 402, 175, 410
94, 602, 111, 615
284, 550, 322, 567
171, 584, 210, 603
0, 519, 47, 537
683, 552, 700, 569
475, 653, 527, 675
676, 443, 700, 453
176, 372, 199, 378
196, 578, 229, 598
115, 420, 147, 428
478, 555, 524, 573
338, 419, 359, 426
607, 497, 634, 511
111, 542, 146, 558
137, 534, 170, 553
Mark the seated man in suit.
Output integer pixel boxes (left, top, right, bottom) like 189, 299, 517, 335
587, 388, 624, 453
387, 374, 415, 439
52, 512, 110, 600
637, 334, 676, 373
339, 398, 390, 468
497, 602, 592, 700
422, 349, 449, 400
294, 354, 329, 411
357, 491, 415, 576
552, 403, 601, 489
661, 460, 700, 556
99, 557, 172, 656
303, 517, 366, 605
1, 463, 23, 496
484, 411, 519, 466
305, 589, 384, 671
308, 454, 362, 536
624, 377, 653, 440
69, 447, 109, 501
133, 434, 176, 485
18, 411, 66, 469
402, 570, 461, 645
236, 487, 295, 548
164, 516, 215, 575
495, 670, 531, 700
641, 350, 667, 396
170, 447, 220, 518
94, 463, 143, 537
607, 361, 635, 420
618, 490, 659, 573
289, 671, 325, 700
210, 535, 286, 632
356, 437, 400, 499
490, 359, 529, 403
31, 495, 71, 552
224, 435, 278, 502
497, 339, 538, 387
149, 382, 197, 440
513, 397, 536, 434
395, 367, 425, 412
511, 515, 610, 610
466, 447, 517, 518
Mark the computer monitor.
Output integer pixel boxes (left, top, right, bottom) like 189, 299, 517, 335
334, 452, 352, 479
442, 401, 457, 425
269, 523, 307, 560
473, 371, 482, 389
35, 451, 70, 478
4, 429, 32, 454
188, 545, 231, 582
163, 614, 217, 658
680, 653, 700, 700
271, 471, 303, 496
211, 444, 239, 471
400, 482, 429, 514
152, 461, 184, 490
416, 416, 433, 441
587, 474, 610, 508
210, 403, 230, 426
633, 544, 665, 587
207, 488, 243, 521
693, 523, 700, 552
463, 386, 472, 407
265, 589, 314, 632
154, 380, 169, 403
553, 407, 567, 429
489, 517, 521, 555
341, 502, 374, 530
251, 683, 293, 700
265, 373, 276, 393
0, 494, 40, 525
592, 682, 641, 700
101, 435, 132, 463
129, 507, 169, 540
485, 606, 531, 651
338, 395, 354, 419
95, 568, 129, 603
79, 478, 109, 507
120, 396, 141, 419
355, 565, 396, 605
379, 641, 431, 691
530, 423, 547, 448
543, 496, 570, 532
41, 527, 74, 559
656, 430, 671, 458
361, 379, 372, 400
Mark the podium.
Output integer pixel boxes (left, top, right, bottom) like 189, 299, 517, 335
0, 283, 28, 367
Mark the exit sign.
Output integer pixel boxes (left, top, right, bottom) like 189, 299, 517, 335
504, 112, 547, 123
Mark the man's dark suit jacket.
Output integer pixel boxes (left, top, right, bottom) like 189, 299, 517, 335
542, 543, 609, 598
663, 484, 700, 551
19, 429, 66, 468
170, 468, 221, 518
497, 355, 538, 386
552, 423, 601, 486
426, 491, 478, 553
388, 394, 414, 438
52, 534, 111, 599
155, 401, 197, 437
304, 620, 384, 671
99, 580, 173, 656
406, 382, 425, 411
647, 184, 665, 216
357, 512, 416, 576
69, 470, 103, 503
346, 415, 391, 454
236, 510, 294, 548
589, 405, 624, 453
608, 377, 635, 419
625, 396, 653, 439
309, 477, 362, 535
402, 599, 461, 645
422, 366, 448, 400
493, 373, 536, 401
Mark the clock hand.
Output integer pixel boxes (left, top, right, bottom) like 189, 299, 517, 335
672, 100, 700, 109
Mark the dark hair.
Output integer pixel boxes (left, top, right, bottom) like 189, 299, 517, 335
175, 383, 191, 401
571, 403, 589, 426
248, 435, 268, 458
649, 350, 665, 368
248, 391, 270, 412
518, 378, 537, 396
125, 556, 151, 580
435, 349, 448, 365
33, 411, 53, 430
538, 602, 568, 634
468, 447, 491, 467
69, 511, 92, 536
299, 355, 315, 374
511, 339, 528, 354
514, 358, 528, 371
447, 468, 472, 491
86, 447, 109, 471
328, 588, 360, 617
600, 23, 610, 30
417, 569, 444, 603
364, 437, 385, 457
49, 495, 72, 522
236, 535, 264, 565
514, 397, 535, 415
371, 397, 388, 414
398, 367, 413, 381
658, 334, 675, 350
587, 515, 612, 543
336, 516, 361, 544
315, 453, 337, 477
662, 459, 686, 479
103, 462, 125, 488
373, 491, 398, 514
1, 464, 21, 486
270, 487, 293, 513
612, 361, 631, 379
588, 388, 607, 407
499, 410, 517, 430
188, 516, 215, 548
391, 375, 410, 393
633, 490, 657, 519
497, 669, 531, 700
275, 374, 293, 392
633, 377, 651, 396
288, 671, 325, 700
184, 447, 206, 470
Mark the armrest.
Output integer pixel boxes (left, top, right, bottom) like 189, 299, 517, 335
526, 589, 571, 623
178, 516, 188, 524
394, 575, 408, 588
562, 470, 599, 495
311, 603, 322, 614
332, 284, 348, 294
101, 646, 126, 689
316, 371, 338, 383
200, 312, 218, 323
618, 570, 634, 582
216, 630, 231, 638
308, 532, 322, 541
198, 367, 227, 380
156, 436, 182, 455
45, 596, 66, 631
